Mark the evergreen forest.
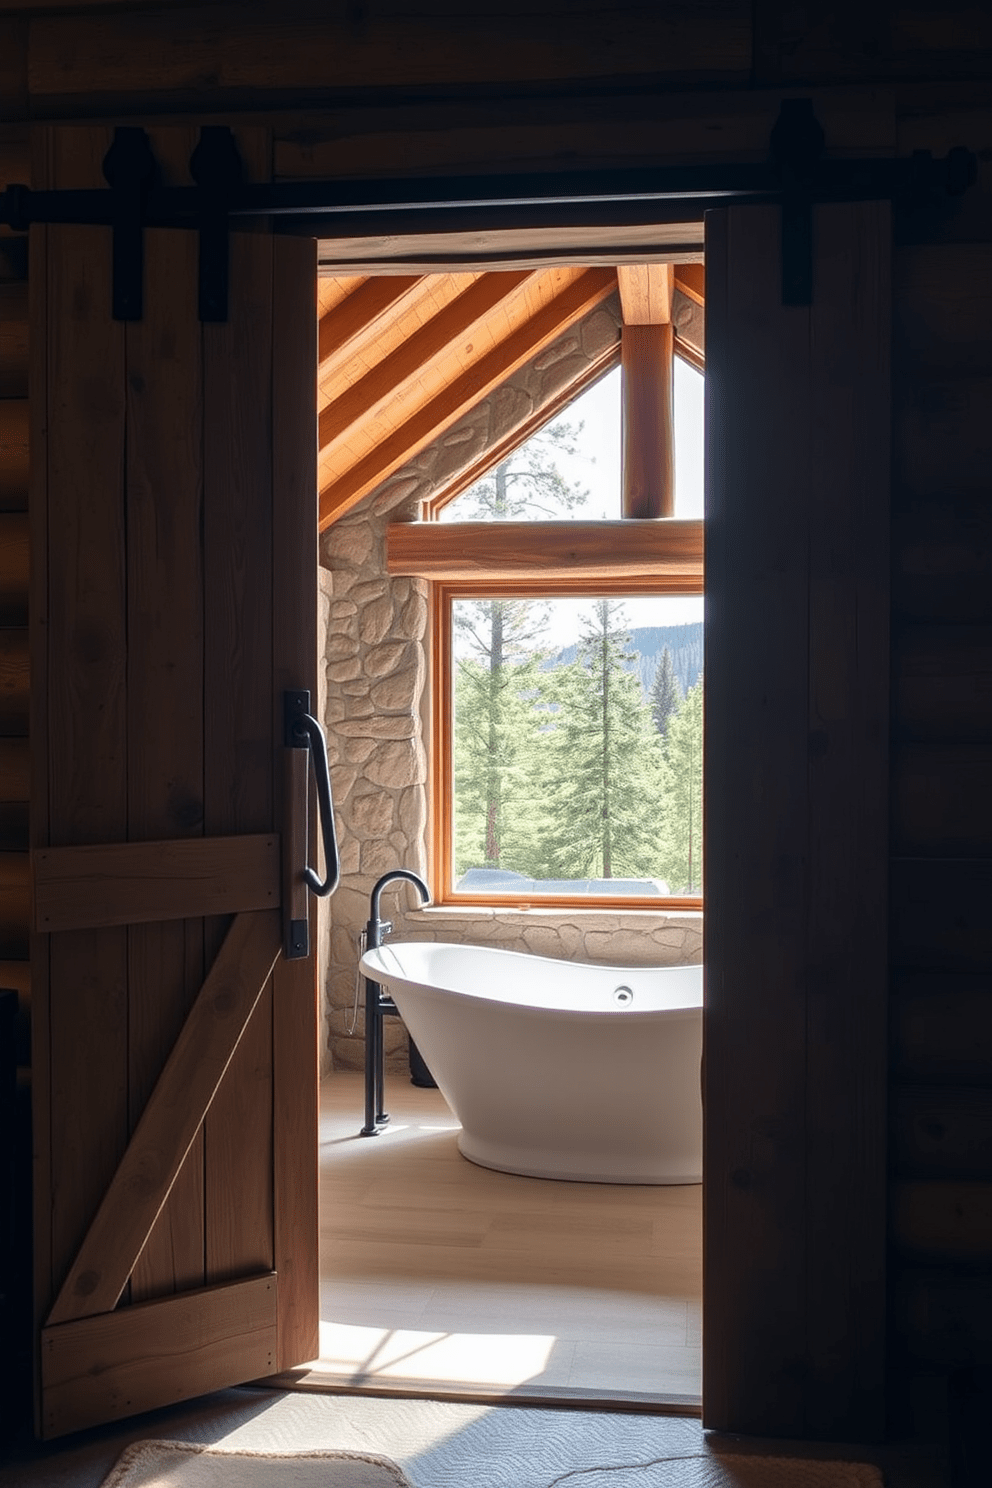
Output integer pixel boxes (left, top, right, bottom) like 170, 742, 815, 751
453, 599, 704, 895
446, 400, 703, 898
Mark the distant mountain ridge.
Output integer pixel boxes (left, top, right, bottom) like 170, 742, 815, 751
553, 622, 704, 701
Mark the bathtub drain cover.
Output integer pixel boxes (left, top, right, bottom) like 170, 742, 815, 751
612, 985, 634, 1005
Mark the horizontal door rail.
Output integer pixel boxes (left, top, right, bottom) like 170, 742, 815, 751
42, 1273, 278, 1439
1, 148, 975, 231
33, 833, 279, 932
0, 104, 974, 318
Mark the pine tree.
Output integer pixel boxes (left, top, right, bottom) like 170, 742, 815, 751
650, 646, 682, 738
661, 678, 704, 893
444, 418, 589, 522
538, 599, 667, 881
450, 420, 589, 878
452, 601, 549, 873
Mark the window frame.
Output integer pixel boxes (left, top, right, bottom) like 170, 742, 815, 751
425, 537, 704, 911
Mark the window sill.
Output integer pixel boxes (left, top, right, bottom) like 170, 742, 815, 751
408, 903, 703, 922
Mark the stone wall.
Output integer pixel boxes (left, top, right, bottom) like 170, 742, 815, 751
318, 292, 703, 1076
386, 907, 703, 967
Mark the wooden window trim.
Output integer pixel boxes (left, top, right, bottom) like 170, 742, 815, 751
422, 522, 704, 910
421, 344, 620, 521
422, 339, 702, 522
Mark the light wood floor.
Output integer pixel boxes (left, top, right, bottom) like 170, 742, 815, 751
300, 1070, 702, 1409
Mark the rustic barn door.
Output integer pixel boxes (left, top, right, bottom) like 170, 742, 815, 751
29, 127, 320, 1439
703, 202, 890, 1439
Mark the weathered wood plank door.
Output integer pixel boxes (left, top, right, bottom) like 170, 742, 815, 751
704, 202, 890, 1439
29, 126, 319, 1439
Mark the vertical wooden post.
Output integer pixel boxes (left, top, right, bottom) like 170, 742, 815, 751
704, 202, 890, 1441
618, 264, 676, 519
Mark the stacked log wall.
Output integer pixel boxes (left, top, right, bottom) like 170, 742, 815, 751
0, 125, 29, 1062
888, 94, 992, 1411
0, 0, 991, 1436
0, 120, 30, 1435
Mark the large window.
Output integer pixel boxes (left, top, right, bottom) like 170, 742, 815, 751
443, 589, 703, 904
410, 358, 705, 909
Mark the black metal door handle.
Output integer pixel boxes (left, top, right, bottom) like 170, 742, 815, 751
283, 691, 341, 958
294, 714, 340, 899
284, 690, 340, 900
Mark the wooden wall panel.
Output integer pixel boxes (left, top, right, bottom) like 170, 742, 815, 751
892, 1269, 992, 1373
0, 511, 28, 624
0, 849, 28, 958
0, 131, 29, 293
202, 131, 275, 1287
895, 377, 992, 503
41, 1274, 277, 1440
891, 861, 992, 975
123, 126, 206, 1304
704, 207, 811, 1439
893, 497, 992, 625
43, 126, 129, 1301
892, 744, 992, 856
805, 201, 890, 1440
0, 626, 28, 732
32, 120, 320, 1431
28, 137, 51, 1358
704, 203, 889, 1441
25, 5, 753, 118
892, 1087, 992, 1180
889, 213, 992, 1363
892, 625, 992, 744
894, 244, 992, 377
0, 397, 28, 511
0, 281, 28, 397
271, 235, 319, 1371
891, 974, 992, 1087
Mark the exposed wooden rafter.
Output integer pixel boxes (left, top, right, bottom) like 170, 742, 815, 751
318, 265, 616, 530
316, 260, 703, 531
318, 274, 423, 367
318, 269, 533, 455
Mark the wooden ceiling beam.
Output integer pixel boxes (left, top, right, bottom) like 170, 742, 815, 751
319, 265, 616, 530
387, 518, 703, 584
317, 274, 424, 369
617, 263, 674, 325
318, 268, 533, 454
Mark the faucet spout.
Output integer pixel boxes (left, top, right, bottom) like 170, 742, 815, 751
367, 869, 431, 949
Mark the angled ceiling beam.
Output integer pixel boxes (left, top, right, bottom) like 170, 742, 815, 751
318, 268, 533, 455
317, 274, 424, 369
319, 265, 616, 530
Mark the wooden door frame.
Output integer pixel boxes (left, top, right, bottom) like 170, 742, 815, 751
24, 125, 889, 1438
313, 199, 890, 1441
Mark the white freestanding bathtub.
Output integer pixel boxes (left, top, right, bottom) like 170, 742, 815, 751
359, 940, 702, 1185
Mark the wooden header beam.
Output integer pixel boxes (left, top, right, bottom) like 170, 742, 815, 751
387, 518, 703, 584
617, 264, 674, 325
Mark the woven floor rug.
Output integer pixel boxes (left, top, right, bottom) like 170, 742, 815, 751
99, 1440, 885, 1487
100, 1441, 414, 1488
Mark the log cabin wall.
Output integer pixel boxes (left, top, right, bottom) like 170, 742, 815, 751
0, 117, 31, 1434
0, 126, 29, 1003
2, 0, 992, 1440
888, 110, 992, 1415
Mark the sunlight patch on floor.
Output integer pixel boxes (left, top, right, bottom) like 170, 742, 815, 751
318, 1320, 557, 1389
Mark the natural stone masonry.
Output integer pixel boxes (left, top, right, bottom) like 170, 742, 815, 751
319, 294, 701, 1074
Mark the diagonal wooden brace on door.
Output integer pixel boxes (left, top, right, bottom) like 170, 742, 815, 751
45, 909, 282, 1327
